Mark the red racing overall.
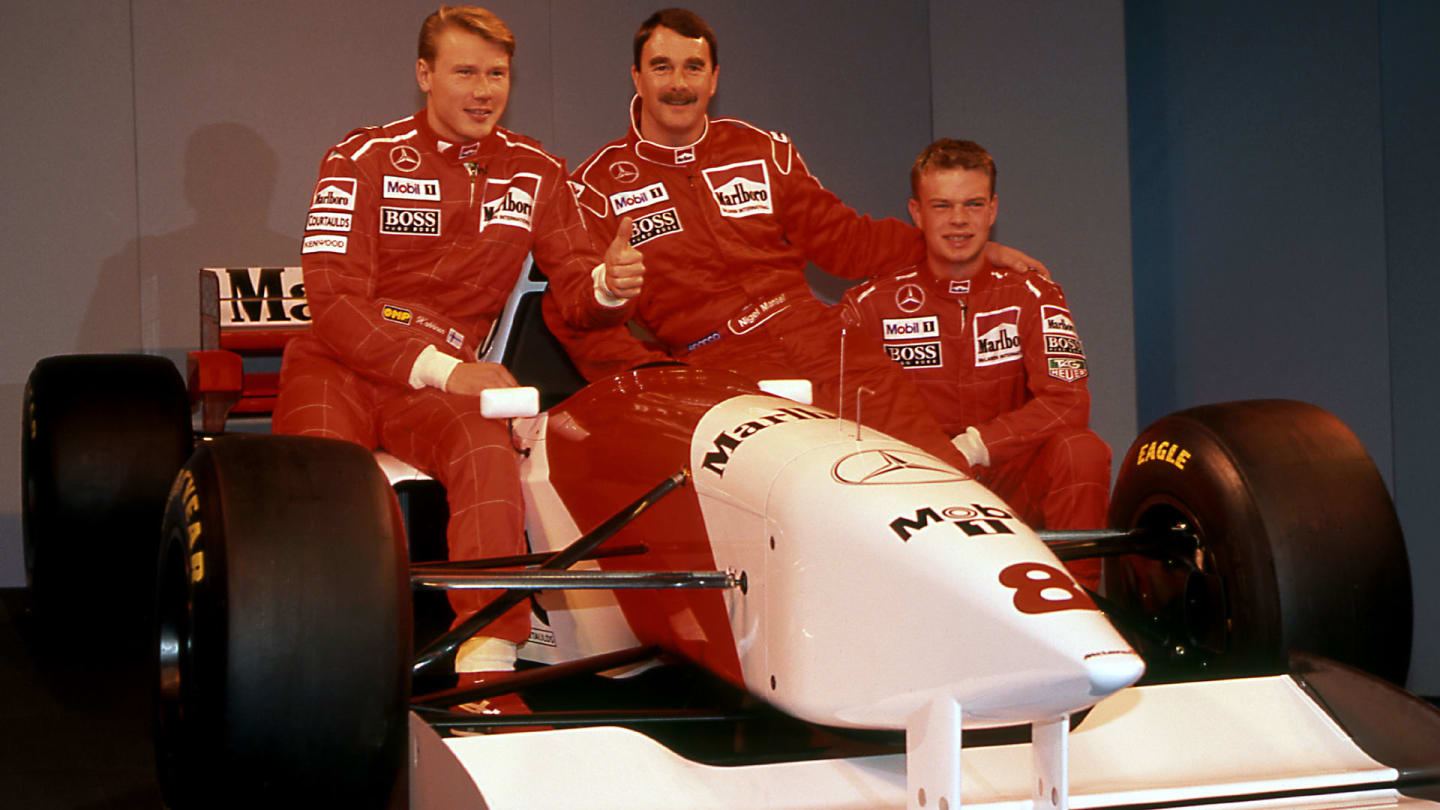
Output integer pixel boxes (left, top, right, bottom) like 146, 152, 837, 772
542, 98, 971, 471
844, 261, 1110, 587
275, 111, 626, 641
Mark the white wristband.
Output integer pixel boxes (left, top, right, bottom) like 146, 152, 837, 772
409, 344, 462, 391
592, 263, 627, 308
951, 426, 990, 467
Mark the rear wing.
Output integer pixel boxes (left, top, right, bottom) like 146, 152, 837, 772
187, 260, 586, 432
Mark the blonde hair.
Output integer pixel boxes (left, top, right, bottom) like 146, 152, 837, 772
418, 6, 515, 62
911, 139, 996, 199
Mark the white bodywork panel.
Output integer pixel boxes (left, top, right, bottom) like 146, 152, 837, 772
412, 675, 1424, 810
687, 395, 1141, 729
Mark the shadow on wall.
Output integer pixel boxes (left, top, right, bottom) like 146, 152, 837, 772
82, 123, 301, 362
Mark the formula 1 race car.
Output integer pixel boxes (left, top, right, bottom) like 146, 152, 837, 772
19, 266, 1435, 810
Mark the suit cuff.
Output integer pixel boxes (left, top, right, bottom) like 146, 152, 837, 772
593, 263, 626, 308
951, 426, 991, 468
409, 344, 461, 391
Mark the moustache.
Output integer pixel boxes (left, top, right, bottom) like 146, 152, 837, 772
659, 89, 697, 105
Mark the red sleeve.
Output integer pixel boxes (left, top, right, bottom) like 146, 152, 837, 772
540, 294, 671, 382
301, 150, 428, 387
538, 167, 670, 381
530, 162, 634, 330
974, 284, 1092, 465
776, 142, 925, 279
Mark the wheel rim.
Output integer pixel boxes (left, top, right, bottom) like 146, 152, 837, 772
1107, 497, 1232, 679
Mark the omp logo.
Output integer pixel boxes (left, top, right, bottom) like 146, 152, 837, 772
831, 449, 965, 485
630, 207, 682, 246
1047, 356, 1088, 382
610, 182, 670, 216
889, 504, 1016, 541
381, 304, 413, 325
305, 212, 352, 232
383, 175, 441, 201
702, 159, 772, 218
885, 341, 942, 368
1135, 439, 1190, 470
380, 206, 440, 236
209, 267, 309, 326
311, 177, 356, 210
1041, 304, 1077, 336
882, 316, 939, 339
302, 234, 348, 254
481, 172, 541, 232
974, 306, 1022, 367
700, 406, 831, 476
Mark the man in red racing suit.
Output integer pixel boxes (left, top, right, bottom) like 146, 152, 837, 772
843, 139, 1109, 588
542, 9, 1045, 472
274, 8, 635, 682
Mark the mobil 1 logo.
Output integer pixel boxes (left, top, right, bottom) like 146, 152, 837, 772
890, 503, 1016, 541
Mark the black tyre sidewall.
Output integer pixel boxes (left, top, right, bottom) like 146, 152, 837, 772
22, 354, 192, 628
1108, 399, 1412, 684
155, 435, 411, 808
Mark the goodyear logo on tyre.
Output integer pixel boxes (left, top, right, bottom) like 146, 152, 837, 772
381, 304, 413, 326
177, 470, 205, 583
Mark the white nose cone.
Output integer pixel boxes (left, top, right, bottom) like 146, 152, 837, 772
1086, 650, 1146, 697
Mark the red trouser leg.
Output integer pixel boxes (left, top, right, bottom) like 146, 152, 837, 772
977, 428, 1111, 590
690, 303, 973, 473
376, 387, 529, 642
273, 336, 379, 443
275, 338, 531, 643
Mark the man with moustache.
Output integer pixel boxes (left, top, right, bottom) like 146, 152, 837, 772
275, 6, 641, 706
542, 7, 1046, 471
843, 140, 1109, 588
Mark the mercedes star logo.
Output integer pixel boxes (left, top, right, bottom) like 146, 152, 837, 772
610, 160, 640, 183
895, 283, 925, 314
390, 145, 422, 173
831, 448, 966, 485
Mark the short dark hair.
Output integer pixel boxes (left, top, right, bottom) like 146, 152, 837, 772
418, 5, 516, 63
910, 139, 997, 199
633, 8, 718, 70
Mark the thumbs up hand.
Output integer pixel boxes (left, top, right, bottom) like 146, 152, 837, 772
602, 216, 646, 299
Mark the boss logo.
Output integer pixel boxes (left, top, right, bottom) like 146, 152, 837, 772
380, 207, 440, 236
630, 207, 682, 246
884, 341, 942, 368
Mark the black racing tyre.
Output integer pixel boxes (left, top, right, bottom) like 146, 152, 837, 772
21, 354, 192, 632
1104, 399, 1411, 685
155, 435, 411, 809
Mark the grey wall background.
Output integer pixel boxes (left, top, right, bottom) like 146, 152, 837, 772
1125, 0, 1439, 693
2, 1, 1432, 692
